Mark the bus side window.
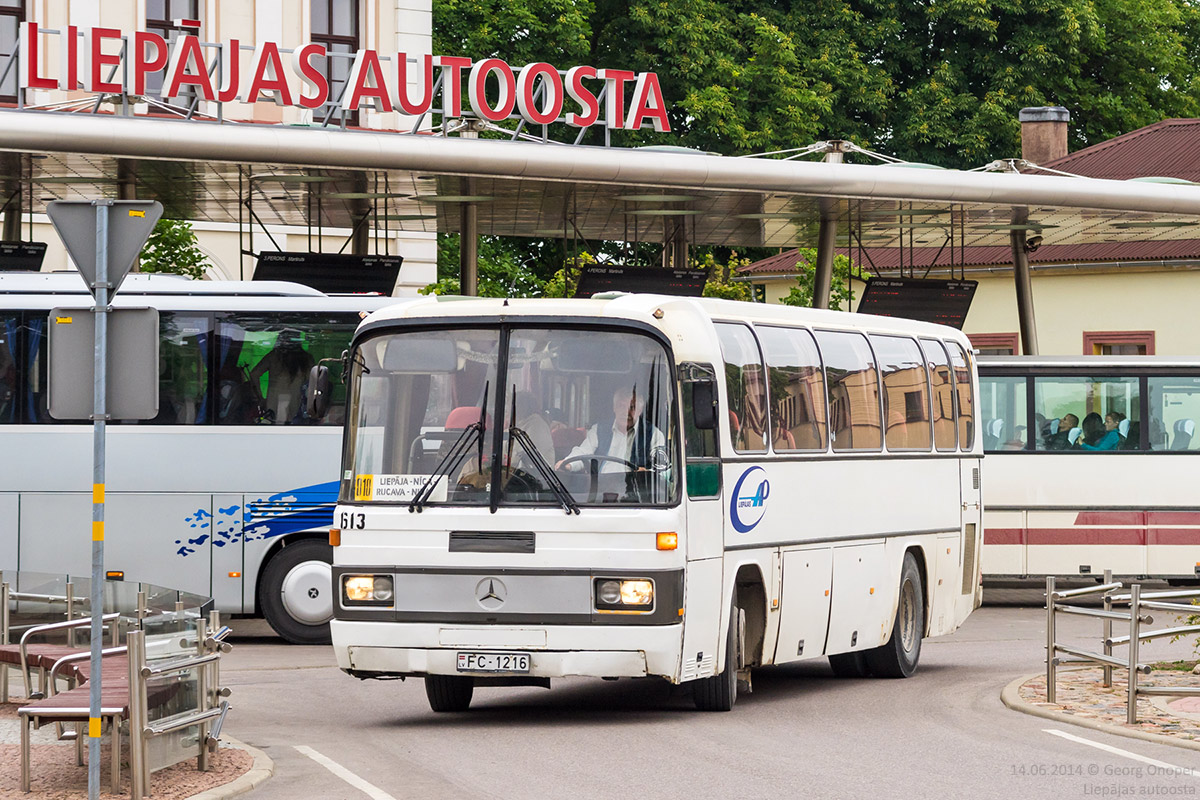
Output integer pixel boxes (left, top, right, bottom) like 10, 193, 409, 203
1147, 376, 1199, 451
146, 313, 211, 425
715, 323, 767, 453
919, 339, 956, 451
815, 330, 881, 451
758, 325, 827, 452
870, 334, 931, 451
948, 342, 975, 450
0, 313, 18, 424
978, 375, 1027, 451
680, 363, 720, 499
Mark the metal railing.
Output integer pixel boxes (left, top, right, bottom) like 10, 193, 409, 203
1046, 572, 1200, 724
127, 611, 233, 799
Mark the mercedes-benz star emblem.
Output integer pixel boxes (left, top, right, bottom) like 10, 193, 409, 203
475, 577, 507, 610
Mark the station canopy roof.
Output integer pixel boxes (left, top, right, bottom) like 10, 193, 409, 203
2, 111, 1200, 257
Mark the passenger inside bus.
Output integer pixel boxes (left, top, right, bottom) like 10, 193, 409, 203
1079, 412, 1125, 451
1043, 413, 1079, 450
249, 329, 314, 424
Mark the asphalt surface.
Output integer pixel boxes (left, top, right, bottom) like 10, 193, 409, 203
222, 594, 1200, 800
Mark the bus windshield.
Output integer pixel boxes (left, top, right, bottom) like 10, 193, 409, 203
343, 325, 678, 507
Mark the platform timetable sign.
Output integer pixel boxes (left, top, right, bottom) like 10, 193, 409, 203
575, 265, 708, 298
856, 277, 978, 329
255, 251, 403, 295
18, 23, 670, 133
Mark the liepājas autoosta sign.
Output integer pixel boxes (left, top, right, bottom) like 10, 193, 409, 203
18, 22, 670, 133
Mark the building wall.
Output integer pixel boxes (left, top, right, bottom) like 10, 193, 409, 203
754, 267, 1200, 356
20, 0, 438, 294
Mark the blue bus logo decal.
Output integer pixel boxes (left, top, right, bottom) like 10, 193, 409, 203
730, 466, 770, 533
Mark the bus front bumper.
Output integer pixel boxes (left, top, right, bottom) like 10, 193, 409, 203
331, 619, 683, 681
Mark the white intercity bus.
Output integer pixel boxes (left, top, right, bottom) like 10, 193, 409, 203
0, 272, 400, 643
326, 294, 983, 712
978, 355, 1200, 582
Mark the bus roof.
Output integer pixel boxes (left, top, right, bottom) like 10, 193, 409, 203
978, 354, 1200, 368
0, 271, 330, 297
358, 293, 974, 343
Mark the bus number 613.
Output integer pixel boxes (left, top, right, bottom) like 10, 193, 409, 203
340, 511, 366, 530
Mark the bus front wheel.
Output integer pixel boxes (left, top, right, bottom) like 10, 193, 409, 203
864, 552, 924, 678
260, 539, 334, 645
693, 598, 739, 711
426, 675, 474, 712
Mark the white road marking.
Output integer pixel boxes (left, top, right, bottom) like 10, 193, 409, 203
294, 745, 398, 800
1044, 728, 1198, 774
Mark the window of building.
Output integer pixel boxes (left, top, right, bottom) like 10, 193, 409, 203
0, 0, 24, 103
312, 0, 360, 126
968, 332, 1019, 356
758, 325, 826, 452
715, 323, 767, 453
145, 1, 201, 112
815, 330, 881, 452
870, 334, 931, 451
1083, 331, 1155, 356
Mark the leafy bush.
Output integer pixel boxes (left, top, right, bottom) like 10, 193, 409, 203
139, 219, 212, 280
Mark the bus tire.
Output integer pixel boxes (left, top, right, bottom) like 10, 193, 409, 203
864, 552, 924, 678
827, 651, 871, 678
693, 599, 738, 711
425, 675, 474, 712
260, 539, 334, 645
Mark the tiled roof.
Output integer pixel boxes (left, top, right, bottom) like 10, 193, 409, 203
1044, 119, 1200, 182
739, 240, 1200, 276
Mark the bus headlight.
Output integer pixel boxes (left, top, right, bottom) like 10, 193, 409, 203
343, 575, 394, 606
594, 578, 654, 611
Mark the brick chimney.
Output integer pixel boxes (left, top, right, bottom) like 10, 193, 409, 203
1019, 106, 1070, 165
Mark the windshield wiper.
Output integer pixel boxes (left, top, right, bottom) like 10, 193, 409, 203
508, 426, 580, 515
409, 382, 489, 513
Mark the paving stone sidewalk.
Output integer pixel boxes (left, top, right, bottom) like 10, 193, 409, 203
1017, 666, 1200, 745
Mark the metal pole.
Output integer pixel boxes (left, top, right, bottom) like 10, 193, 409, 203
1045, 576, 1056, 704
88, 199, 110, 800
1128, 584, 1141, 725
1102, 569, 1113, 688
1, 581, 8, 703
128, 630, 146, 800
1010, 229, 1039, 355
66, 581, 74, 648
812, 216, 837, 310
197, 618, 209, 771
460, 176, 478, 296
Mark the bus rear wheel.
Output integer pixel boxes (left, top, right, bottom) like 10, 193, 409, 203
260, 539, 334, 645
827, 651, 871, 678
693, 599, 739, 711
864, 552, 924, 678
426, 675, 474, 712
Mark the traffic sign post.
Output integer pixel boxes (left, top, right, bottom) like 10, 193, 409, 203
45, 199, 162, 800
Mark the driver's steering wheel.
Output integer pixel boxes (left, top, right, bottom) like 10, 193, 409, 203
557, 454, 643, 503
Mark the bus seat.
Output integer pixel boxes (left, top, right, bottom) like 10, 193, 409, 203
983, 418, 1004, 449
1118, 418, 1130, 439
1172, 418, 1195, 450
445, 406, 486, 429
1067, 426, 1082, 446
552, 426, 586, 461
1119, 420, 1140, 449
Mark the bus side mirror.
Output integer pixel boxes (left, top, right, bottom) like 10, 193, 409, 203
306, 365, 332, 419
692, 380, 717, 430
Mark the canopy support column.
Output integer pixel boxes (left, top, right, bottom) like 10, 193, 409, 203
460, 176, 479, 296
350, 174, 369, 255
1010, 229, 1039, 355
813, 216, 836, 309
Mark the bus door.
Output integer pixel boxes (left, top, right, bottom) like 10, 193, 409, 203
678, 364, 725, 680
959, 459, 982, 613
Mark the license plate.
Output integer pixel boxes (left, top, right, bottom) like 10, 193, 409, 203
457, 651, 531, 673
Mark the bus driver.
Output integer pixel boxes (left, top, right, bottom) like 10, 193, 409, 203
556, 385, 665, 474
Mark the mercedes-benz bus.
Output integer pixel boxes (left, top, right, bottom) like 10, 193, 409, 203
325, 294, 983, 712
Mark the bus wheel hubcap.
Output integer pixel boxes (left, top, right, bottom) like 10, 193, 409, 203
281, 560, 333, 625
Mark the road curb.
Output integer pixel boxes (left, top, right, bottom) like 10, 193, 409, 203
1001, 672, 1200, 754
183, 736, 274, 800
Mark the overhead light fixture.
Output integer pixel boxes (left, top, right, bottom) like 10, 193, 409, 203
410, 194, 493, 203
376, 214, 437, 221
623, 209, 703, 216
250, 174, 336, 183
616, 193, 695, 202
324, 192, 412, 199
735, 212, 796, 220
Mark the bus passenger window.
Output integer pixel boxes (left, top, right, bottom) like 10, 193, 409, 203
814, 330, 881, 451
920, 339, 956, 451
1033, 375, 1139, 451
757, 325, 826, 451
148, 313, 210, 425
0, 314, 17, 424
715, 323, 767, 453
978, 375, 1027, 451
1148, 377, 1200, 451
870, 335, 931, 451
949, 343, 974, 450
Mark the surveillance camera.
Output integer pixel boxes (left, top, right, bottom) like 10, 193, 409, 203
1024, 234, 1043, 253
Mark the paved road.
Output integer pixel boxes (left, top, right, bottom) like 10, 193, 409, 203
223, 605, 1200, 800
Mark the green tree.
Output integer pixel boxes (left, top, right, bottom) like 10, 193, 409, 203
778, 247, 869, 310
139, 219, 211, 280
420, 232, 545, 297
697, 251, 754, 301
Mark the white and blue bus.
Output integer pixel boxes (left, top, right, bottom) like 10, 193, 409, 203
0, 272, 401, 642
326, 294, 983, 712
